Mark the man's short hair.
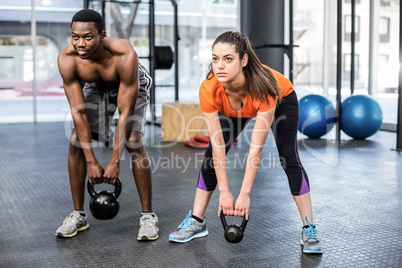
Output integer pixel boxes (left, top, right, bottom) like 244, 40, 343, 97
71, 9, 105, 33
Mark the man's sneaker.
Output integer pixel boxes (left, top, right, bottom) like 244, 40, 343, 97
55, 211, 89, 238
301, 216, 323, 254
169, 210, 208, 243
138, 213, 159, 241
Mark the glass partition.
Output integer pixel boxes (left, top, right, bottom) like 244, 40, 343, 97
0, 1, 33, 122
0, 0, 397, 127
89, 0, 239, 119
293, 0, 399, 126
0, 1, 83, 123
292, 0, 326, 99
376, 0, 399, 125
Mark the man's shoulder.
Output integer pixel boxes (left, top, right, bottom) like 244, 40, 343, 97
59, 45, 77, 62
58, 45, 77, 71
104, 37, 135, 56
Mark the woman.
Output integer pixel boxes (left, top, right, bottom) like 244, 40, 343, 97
169, 31, 322, 254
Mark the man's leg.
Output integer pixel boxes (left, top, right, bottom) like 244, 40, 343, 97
128, 64, 153, 207
126, 130, 158, 241
126, 130, 152, 212
68, 129, 87, 211
56, 82, 105, 238
125, 64, 158, 240
55, 129, 89, 238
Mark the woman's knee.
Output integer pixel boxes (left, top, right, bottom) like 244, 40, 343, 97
279, 155, 302, 172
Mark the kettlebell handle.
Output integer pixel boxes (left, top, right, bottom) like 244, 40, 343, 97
220, 211, 249, 231
240, 215, 248, 231
220, 212, 228, 229
87, 178, 122, 198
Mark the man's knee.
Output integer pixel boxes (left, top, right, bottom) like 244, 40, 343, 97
70, 129, 78, 142
69, 129, 82, 153
126, 131, 145, 155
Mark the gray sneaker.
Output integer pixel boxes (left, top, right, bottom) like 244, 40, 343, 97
301, 216, 323, 254
138, 213, 159, 241
55, 211, 89, 238
169, 210, 208, 243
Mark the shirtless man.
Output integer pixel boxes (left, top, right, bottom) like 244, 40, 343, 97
56, 9, 158, 241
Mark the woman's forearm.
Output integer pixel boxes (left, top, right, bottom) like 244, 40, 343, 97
212, 146, 230, 193
240, 147, 263, 195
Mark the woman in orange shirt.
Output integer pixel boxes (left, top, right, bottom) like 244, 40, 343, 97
169, 31, 322, 253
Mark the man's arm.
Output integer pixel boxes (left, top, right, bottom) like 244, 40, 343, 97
103, 47, 139, 183
57, 52, 104, 184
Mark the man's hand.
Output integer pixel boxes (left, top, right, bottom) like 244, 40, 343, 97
234, 192, 250, 220
87, 161, 104, 186
103, 162, 120, 185
218, 191, 235, 216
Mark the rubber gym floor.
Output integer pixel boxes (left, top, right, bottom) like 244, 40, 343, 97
0, 121, 401, 268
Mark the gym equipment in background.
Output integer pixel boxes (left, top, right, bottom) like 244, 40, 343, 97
298, 94, 336, 138
341, 95, 383, 139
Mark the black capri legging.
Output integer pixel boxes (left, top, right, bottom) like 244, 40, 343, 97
196, 91, 310, 196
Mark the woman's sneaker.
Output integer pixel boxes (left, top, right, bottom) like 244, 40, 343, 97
55, 211, 89, 238
169, 210, 208, 243
138, 213, 159, 241
301, 216, 323, 254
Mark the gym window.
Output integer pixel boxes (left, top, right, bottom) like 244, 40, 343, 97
380, 0, 391, 7
343, 53, 360, 80
212, 0, 236, 5
344, 15, 360, 42
0, 35, 59, 81
379, 17, 390, 43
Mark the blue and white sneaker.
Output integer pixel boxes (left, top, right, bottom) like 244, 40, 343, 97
301, 216, 323, 254
169, 210, 208, 243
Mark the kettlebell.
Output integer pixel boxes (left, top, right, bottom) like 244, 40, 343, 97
87, 178, 122, 220
220, 212, 248, 243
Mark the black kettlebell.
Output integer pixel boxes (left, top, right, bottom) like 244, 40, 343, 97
87, 178, 122, 220
220, 212, 248, 243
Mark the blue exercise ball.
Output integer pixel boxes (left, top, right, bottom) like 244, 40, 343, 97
341, 95, 383, 139
298, 94, 336, 138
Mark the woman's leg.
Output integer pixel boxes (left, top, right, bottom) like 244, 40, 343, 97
273, 92, 322, 254
293, 193, 313, 225
192, 188, 214, 219
169, 114, 251, 242
272, 91, 313, 225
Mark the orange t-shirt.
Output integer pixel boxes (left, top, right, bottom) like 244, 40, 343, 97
199, 66, 293, 118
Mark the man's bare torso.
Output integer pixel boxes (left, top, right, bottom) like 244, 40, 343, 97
62, 37, 134, 89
